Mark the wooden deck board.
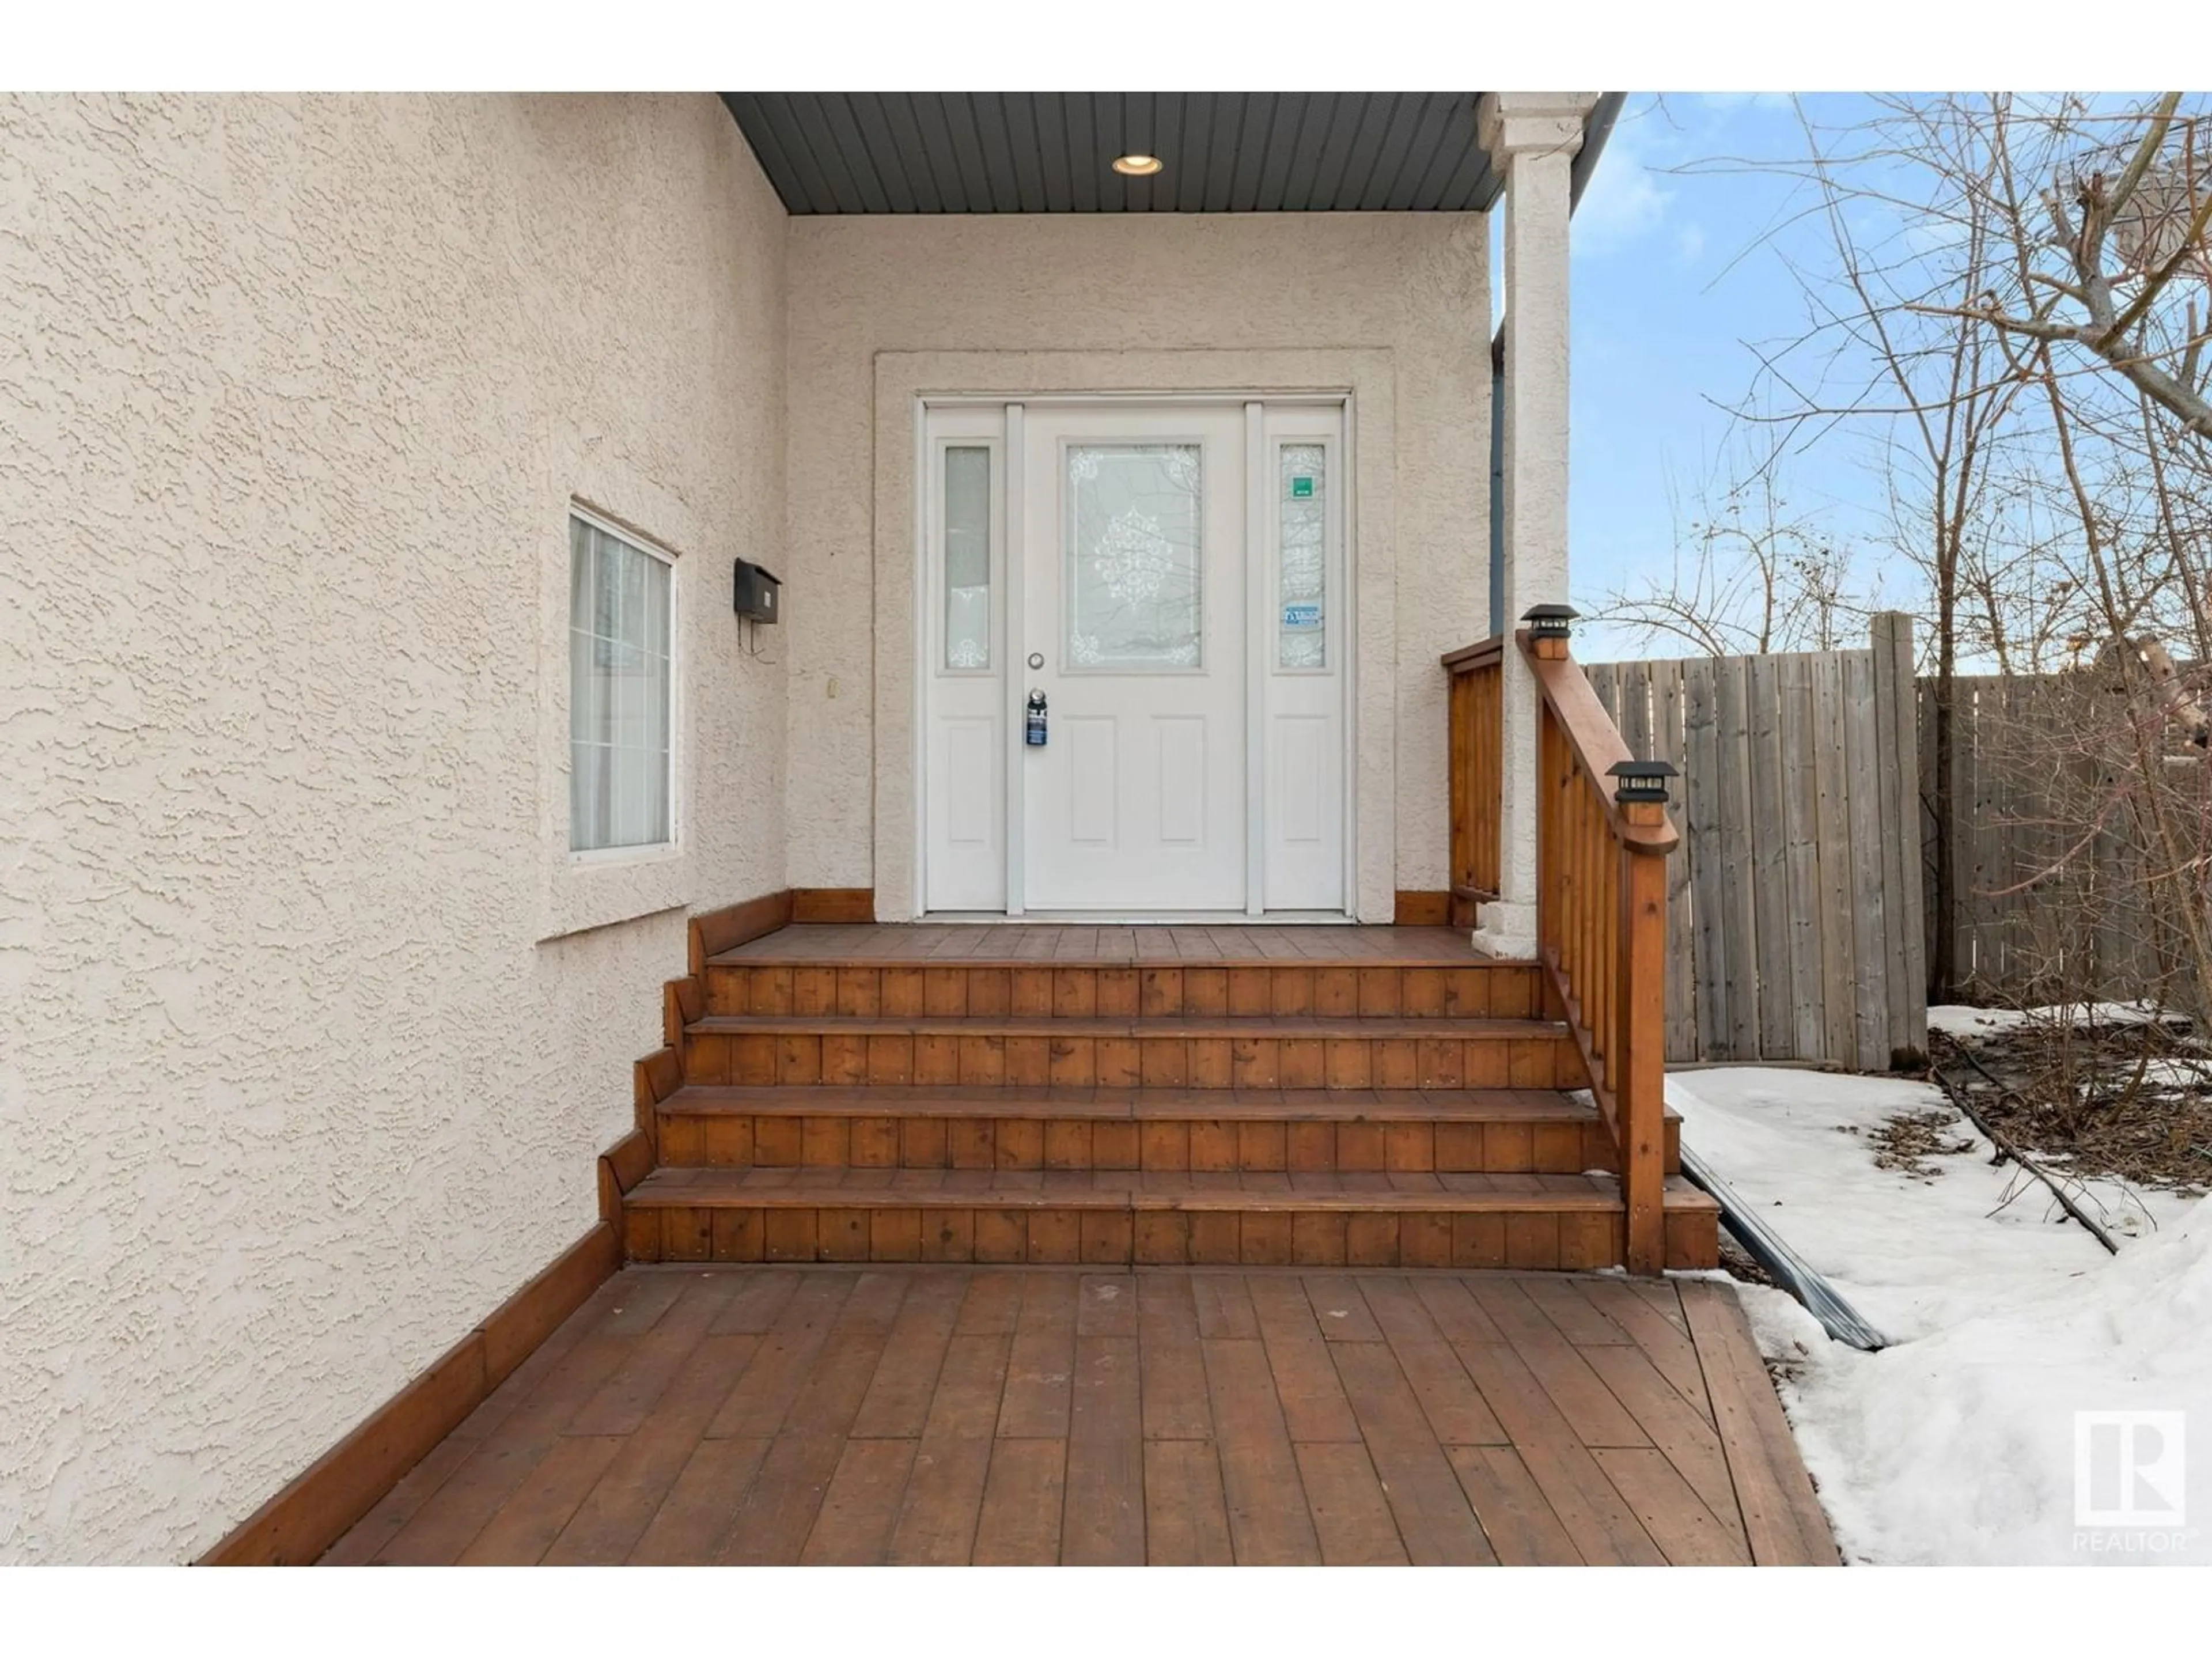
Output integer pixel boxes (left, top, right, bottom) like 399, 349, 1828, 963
800, 1437, 919, 1565
1293, 1441, 1409, 1565
971, 1438, 1069, 1564
884, 1330, 1013, 1564
1446, 1445, 1584, 1565
1327, 1338, 1499, 1564
1143, 1440, 1235, 1563
625, 1435, 770, 1564
1062, 1330, 1146, 1564
321, 1264, 1834, 1567
716, 923, 1506, 967
997, 1272, 1078, 1439
541, 1330, 762, 1564
1245, 1275, 1362, 1444
1203, 1334, 1324, 1565
1137, 1274, 1213, 1441
1679, 1279, 1839, 1565
713, 1271, 907, 1564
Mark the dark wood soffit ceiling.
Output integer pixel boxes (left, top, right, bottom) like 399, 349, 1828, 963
719, 92, 1503, 214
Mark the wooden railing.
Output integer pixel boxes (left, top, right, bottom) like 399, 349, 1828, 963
1442, 623, 1680, 1272
1522, 626, 1677, 1275
1442, 636, 1505, 922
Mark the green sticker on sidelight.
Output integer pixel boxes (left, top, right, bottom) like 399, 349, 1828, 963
1290, 475, 1315, 498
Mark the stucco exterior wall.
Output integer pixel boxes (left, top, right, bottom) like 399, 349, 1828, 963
782, 214, 1490, 914
0, 93, 788, 1562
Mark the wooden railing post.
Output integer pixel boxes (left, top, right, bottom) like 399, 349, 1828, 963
1610, 763, 1676, 1277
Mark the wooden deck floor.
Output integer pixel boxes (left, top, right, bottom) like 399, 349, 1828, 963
323, 1266, 1832, 1566
718, 923, 1493, 965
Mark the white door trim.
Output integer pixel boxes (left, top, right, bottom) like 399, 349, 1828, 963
1243, 401, 1267, 918
916, 389, 1355, 919
1001, 402, 1027, 916
908, 399, 929, 919
926, 391, 1355, 408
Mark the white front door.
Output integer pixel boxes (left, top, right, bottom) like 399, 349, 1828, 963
1020, 404, 1248, 911
918, 397, 1347, 917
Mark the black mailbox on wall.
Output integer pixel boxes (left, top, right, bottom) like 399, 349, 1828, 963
732, 559, 780, 623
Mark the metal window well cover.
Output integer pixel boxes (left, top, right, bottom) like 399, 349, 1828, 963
1676, 1142, 1888, 1353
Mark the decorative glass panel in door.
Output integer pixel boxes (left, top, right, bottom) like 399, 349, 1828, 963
1063, 444, 1203, 670
942, 445, 991, 670
1277, 443, 1326, 669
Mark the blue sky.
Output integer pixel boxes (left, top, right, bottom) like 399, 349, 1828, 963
1562, 93, 1891, 657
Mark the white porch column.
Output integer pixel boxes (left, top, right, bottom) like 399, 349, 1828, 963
1471, 92, 1596, 959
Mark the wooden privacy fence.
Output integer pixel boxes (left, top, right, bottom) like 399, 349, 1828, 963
1923, 670, 2202, 1003
1585, 614, 1928, 1070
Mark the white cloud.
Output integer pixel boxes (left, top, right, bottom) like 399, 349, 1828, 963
1675, 223, 1708, 264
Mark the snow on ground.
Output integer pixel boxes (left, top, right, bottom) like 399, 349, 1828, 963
1668, 1066, 2212, 1565
2113, 1058, 2212, 1090
1927, 1001, 2171, 1037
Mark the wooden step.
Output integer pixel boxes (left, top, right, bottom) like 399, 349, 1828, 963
620, 1166, 1720, 1272
710, 928, 1536, 967
704, 959, 1546, 1021
681, 1015, 1583, 1091
653, 1084, 1681, 1175
687, 1014, 1563, 1038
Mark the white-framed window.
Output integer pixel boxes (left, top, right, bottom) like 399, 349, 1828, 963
569, 509, 675, 854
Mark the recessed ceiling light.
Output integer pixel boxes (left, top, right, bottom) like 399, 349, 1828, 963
1112, 153, 1164, 177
